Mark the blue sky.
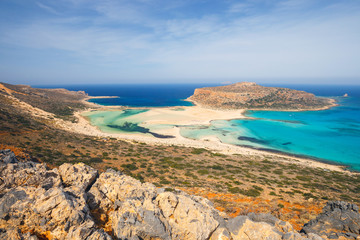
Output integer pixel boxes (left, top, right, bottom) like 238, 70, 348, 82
0, 0, 359, 85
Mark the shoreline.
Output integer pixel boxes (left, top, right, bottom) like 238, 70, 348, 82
188, 98, 338, 112
53, 96, 357, 175
85, 95, 120, 100
2, 83, 356, 175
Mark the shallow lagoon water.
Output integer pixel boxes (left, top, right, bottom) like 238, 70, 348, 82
83, 109, 149, 134
38, 84, 360, 171
181, 96, 360, 170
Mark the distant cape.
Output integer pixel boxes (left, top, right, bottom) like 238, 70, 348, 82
187, 82, 335, 111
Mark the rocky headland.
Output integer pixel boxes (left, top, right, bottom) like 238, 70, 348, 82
1, 150, 360, 240
187, 82, 335, 110
1, 82, 360, 240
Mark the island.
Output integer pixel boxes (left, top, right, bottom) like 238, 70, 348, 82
187, 82, 335, 110
1, 81, 360, 240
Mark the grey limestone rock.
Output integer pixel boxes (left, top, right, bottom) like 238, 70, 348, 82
226, 215, 283, 240
0, 188, 27, 219
0, 228, 39, 240
0, 149, 18, 164
0, 160, 62, 193
248, 212, 295, 233
301, 201, 360, 239
58, 162, 98, 191
156, 191, 221, 240
0, 150, 347, 240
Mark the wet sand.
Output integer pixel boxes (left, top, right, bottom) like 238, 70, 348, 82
54, 104, 351, 174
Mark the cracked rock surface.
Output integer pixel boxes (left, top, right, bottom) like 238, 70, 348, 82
1, 150, 356, 239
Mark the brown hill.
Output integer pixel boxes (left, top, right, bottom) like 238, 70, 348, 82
187, 82, 335, 110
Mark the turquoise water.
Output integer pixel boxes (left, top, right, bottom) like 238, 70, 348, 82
37, 84, 360, 170
181, 96, 360, 171
83, 109, 174, 138
83, 109, 148, 133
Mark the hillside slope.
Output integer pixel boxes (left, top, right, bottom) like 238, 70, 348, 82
187, 82, 334, 110
2, 150, 360, 240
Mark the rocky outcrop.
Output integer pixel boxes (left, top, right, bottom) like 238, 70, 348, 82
301, 201, 360, 239
187, 82, 334, 110
0, 149, 355, 240
0, 149, 18, 164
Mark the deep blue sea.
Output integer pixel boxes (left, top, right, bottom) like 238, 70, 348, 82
36, 83, 360, 171
49, 84, 217, 107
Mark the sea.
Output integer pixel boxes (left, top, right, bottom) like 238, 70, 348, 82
35, 83, 360, 171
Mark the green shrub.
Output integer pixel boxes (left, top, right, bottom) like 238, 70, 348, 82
197, 169, 209, 175
210, 165, 224, 170
191, 148, 207, 154
160, 179, 171, 185
89, 157, 103, 163
228, 187, 241, 194
296, 175, 312, 181
121, 163, 138, 170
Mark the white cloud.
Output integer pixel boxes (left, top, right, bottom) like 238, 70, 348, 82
228, 3, 252, 13
1, 0, 360, 83
36, 2, 60, 15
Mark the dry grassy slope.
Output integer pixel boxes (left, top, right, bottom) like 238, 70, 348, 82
1, 82, 89, 121
0, 82, 359, 233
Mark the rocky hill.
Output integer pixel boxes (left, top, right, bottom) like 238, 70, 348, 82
1, 150, 360, 240
187, 82, 334, 110
0, 82, 89, 122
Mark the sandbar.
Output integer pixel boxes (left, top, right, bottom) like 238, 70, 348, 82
50, 103, 352, 174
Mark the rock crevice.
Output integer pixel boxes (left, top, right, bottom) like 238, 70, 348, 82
1, 150, 359, 240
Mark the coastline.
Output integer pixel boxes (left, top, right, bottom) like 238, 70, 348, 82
52, 95, 356, 175
188, 97, 338, 112
6, 85, 348, 174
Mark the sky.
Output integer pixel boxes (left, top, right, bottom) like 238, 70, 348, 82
0, 0, 360, 85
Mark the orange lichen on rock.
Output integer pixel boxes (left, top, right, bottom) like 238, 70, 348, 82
0, 144, 29, 159
182, 188, 325, 231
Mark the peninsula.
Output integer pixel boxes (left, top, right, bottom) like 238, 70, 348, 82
1, 81, 360, 239
187, 82, 335, 110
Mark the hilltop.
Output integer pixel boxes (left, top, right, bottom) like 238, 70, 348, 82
187, 82, 335, 110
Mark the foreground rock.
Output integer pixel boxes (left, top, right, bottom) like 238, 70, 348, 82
0, 150, 356, 239
301, 201, 360, 239
187, 82, 334, 110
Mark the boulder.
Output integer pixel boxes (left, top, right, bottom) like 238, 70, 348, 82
0, 149, 18, 164
248, 212, 295, 233
156, 191, 221, 240
59, 163, 98, 191
111, 199, 171, 240
0, 160, 62, 193
226, 215, 283, 240
0, 150, 340, 240
0, 228, 39, 240
301, 201, 360, 239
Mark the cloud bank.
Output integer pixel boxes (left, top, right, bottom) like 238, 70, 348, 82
0, 0, 359, 84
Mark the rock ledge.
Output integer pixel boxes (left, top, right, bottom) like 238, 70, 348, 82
1, 150, 358, 240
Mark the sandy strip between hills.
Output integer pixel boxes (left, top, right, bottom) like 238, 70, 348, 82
51, 104, 352, 174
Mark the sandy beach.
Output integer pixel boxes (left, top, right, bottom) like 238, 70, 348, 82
48, 99, 350, 174
3, 85, 352, 174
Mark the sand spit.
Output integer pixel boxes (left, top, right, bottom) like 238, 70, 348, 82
52, 104, 349, 174
7, 91, 349, 174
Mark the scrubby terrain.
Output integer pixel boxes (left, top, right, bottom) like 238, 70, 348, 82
188, 82, 334, 110
0, 82, 359, 239
1, 150, 360, 240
